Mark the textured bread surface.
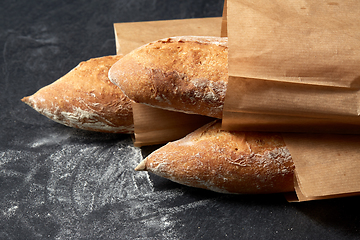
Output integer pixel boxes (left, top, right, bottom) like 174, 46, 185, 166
136, 120, 295, 194
108, 36, 228, 119
22, 55, 134, 133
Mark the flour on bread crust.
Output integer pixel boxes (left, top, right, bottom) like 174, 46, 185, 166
136, 120, 295, 194
22, 55, 134, 133
109, 36, 228, 119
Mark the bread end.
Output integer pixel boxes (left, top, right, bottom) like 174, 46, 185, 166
134, 159, 147, 171
21, 96, 33, 106
21, 96, 29, 103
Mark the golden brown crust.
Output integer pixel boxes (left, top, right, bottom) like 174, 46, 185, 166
108, 36, 228, 119
22, 55, 134, 133
138, 120, 295, 194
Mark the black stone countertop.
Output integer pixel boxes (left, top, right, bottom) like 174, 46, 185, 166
1, 1, 360, 239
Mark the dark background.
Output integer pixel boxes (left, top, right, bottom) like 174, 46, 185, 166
1, 0, 360, 239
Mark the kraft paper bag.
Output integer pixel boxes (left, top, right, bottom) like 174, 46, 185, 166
223, 0, 360, 133
222, 0, 360, 201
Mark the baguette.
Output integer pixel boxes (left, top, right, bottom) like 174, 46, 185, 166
136, 120, 295, 194
22, 55, 134, 133
108, 36, 228, 119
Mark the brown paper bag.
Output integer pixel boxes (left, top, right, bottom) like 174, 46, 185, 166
222, 0, 360, 201
114, 17, 223, 55
114, 18, 222, 146
284, 133, 360, 201
221, 0, 228, 37
222, 0, 360, 133
131, 102, 214, 147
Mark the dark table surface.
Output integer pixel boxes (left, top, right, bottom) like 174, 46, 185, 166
1, 0, 360, 239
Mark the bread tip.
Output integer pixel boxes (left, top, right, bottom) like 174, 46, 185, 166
21, 96, 30, 104
134, 159, 147, 171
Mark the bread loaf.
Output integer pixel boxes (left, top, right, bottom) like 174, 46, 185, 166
108, 36, 228, 119
22, 55, 134, 133
136, 120, 295, 194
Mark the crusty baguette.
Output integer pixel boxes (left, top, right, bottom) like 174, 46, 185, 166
108, 36, 228, 119
22, 55, 134, 133
136, 120, 295, 194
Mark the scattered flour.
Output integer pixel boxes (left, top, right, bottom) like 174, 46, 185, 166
1, 138, 216, 239
28, 132, 72, 148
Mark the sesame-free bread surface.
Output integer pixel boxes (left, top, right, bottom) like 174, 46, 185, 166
108, 36, 228, 119
136, 120, 295, 194
22, 55, 134, 133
